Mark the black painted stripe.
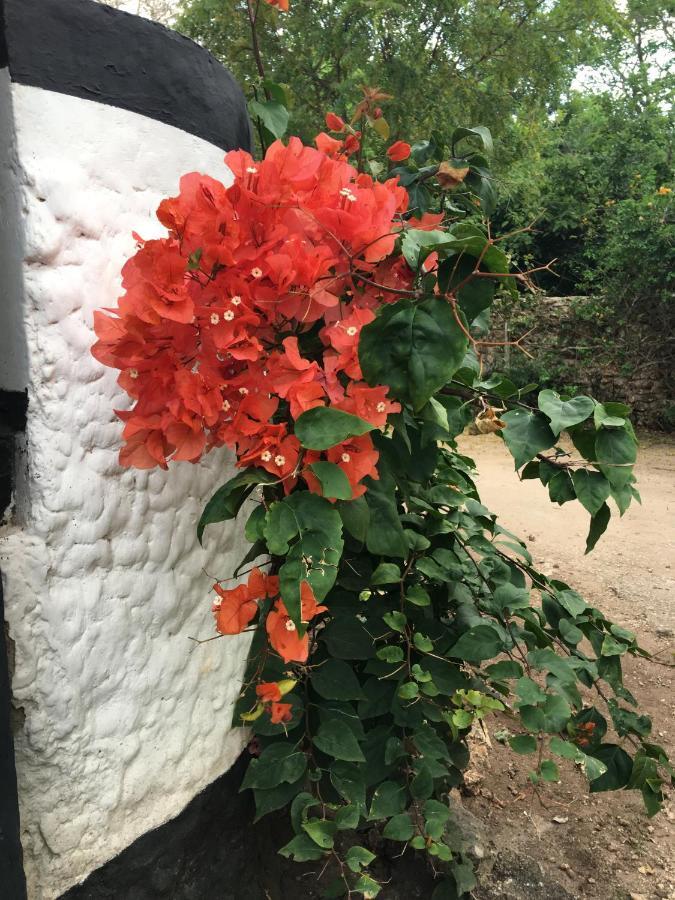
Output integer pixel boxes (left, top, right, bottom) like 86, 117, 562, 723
0, 0, 252, 154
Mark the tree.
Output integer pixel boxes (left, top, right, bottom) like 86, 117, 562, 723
95, 0, 176, 26
176, 0, 615, 147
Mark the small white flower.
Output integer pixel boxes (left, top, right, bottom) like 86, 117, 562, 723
222, 400, 231, 411
210, 312, 220, 324
274, 454, 286, 467
261, 450, 272, 462
251, 267, 263, 279
376, 401, 386, 412
239, 387, 249, 395
223, 310, 235, 321
285, 619, 296, 632
339, 188, 357, 202
346, 326, 358, 337
129, 368, 139, 379
246, 166, 258, 174
341, 453, 351, 463
231, 295, 242, 306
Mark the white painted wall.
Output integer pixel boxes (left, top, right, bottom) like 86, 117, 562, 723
0, 82, 253, 899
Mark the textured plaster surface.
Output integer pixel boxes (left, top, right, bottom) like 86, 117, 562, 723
0, 84, 253, 899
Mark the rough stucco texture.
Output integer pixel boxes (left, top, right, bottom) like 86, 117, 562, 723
0, 83, 254, 899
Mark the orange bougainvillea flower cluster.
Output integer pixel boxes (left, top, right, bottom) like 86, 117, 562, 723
92, 136, 409, 498
212, 568, 325, 663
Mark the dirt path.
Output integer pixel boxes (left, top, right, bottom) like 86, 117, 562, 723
454, 433, 675, 900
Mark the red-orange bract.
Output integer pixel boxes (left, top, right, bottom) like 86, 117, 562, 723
387, 140, 411, 162
92, 136, 409, 497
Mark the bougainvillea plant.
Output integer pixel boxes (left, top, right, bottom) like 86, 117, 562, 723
92, 8, 672, 899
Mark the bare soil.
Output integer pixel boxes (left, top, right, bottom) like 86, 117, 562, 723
454, 432, 675, 900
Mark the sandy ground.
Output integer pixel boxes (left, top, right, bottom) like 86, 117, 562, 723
454, 432, 675, 900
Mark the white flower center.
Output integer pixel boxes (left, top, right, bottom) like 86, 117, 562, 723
129, 368, 139, 379
246, 166, 258, 174
341, 453, 351, 463
285, 619, 296, 632
339, 188, 357, 202
239, 387, 249, 395
224, 310, 235, 321
231, 296, 242, 306
210, 313, 220, 324
251, 267, 263, 278
261, 450, 272, 462
222, 400, 231, 411
274, 454, 286, 467
376, 402, 386, 412
346, 326, 358, 336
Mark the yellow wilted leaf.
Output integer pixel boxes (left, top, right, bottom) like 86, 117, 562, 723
240, 703, 264, 722
437, 162, 470, 189
277, 678, 297, 696
371, 116, 390, 141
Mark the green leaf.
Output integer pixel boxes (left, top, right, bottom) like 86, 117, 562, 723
276, 492, 343, 626
369, 781, 407, 819
364, 471, 409, 558
312, 659, 365, 701
383, 812, 415, 841
241, 743, 307, 791
452, 125, 493, 156
540, 759, 560, 782
384, 610, 407, 632
313, 719, 365, 762
253, 777, 304, 821
588, 744, 633, 792
515, 677, 547, 706
337, 495, 370, 542
295, 407, 374, 450
410, 763, 434, 800
571, 470, 611, 517
264, 499, 300, 556
303, 818, 337, 849
537, 390, 595, 435
322, 618, 374, 659
244, 504, 267, 543
279, 833, 325, 862
307, 461, 353, 500
486, 661, 523, 680
401, 228, 451, 269
414, 632, 434, 653
197, 468, 274, 543
548, 470, 576, 505
594, 403, 626, 429
377, 646, 405, 663
406, 584, 431, 606
330, 761, 366, 807
452, 859, 478, 896
345, 846, 376, 873
501, 410, 556, 469
509, 734, 537, 754
585, 502, 611, 554
398, 681, 420, 700
494, 583, 530, 611
335, 804, 361, 830
359, 297, 468, 412
248, 98, 289, 139
352, 874, 381, 898
448, 624, 503, 662
371, 563, 401, 585
595, 427, 637, 489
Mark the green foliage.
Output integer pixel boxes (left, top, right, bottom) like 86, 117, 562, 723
187, 2, 673, 893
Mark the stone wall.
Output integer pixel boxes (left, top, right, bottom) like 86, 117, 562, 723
0, 1, 254, 896
488, 296, 672, 429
